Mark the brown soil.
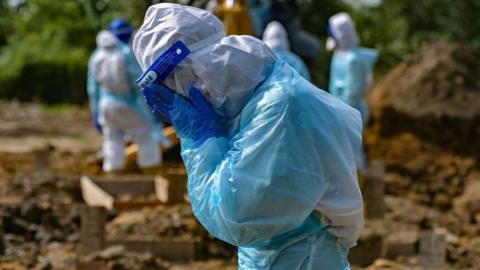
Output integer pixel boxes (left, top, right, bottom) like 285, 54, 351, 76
367, 42, 480, 158
0, 101, 235, 269
363, 42, 480, 269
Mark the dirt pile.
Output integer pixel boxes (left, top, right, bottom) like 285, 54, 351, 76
366, 42, 480, 208
367, 43, 480, 157
0, 173, 82, 268
365, 42, 480, 269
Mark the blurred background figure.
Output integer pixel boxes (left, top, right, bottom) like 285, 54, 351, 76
215, 0, 254, 35
203, 0, 320, 82
327, 12, 378, 172
109, 18, 134, 45
271, 0, 320, 82
248, 0, 272, 37
109, 17, 173, 164
263, 21, 310, 80
87, 30, 161, 172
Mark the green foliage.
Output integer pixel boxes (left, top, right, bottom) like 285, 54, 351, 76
0, 0, 92, 103
0, 0, 152, 104
42, 103, 77, 114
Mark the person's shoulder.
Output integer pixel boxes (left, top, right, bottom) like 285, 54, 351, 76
89, 48, 103, 66
260, 61, 299, 100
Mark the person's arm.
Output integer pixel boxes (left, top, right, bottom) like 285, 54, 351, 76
181, 93, 328, 246
87, 53, 101, 132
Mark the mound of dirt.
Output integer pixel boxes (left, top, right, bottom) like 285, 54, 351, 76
0, 172, 82, 268
363, 42, 480, 269
367, 43, 480, 157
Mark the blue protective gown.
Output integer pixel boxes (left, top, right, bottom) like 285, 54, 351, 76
274, 50, 311, 81
87, 42, 170, 145
87, 42, 145, 118
329, 47, 378, 124
329, 47, 378, 172
181, 60, 362, 269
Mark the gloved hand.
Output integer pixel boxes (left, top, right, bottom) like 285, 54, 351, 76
141, 84, 224, 146
92, 112, 102, 134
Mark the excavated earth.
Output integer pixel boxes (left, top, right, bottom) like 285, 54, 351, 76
363, 42, 480, 269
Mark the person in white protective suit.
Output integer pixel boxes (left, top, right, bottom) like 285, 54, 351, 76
327, 12, 378, 172
133, 4, 364, 269
87, 30, 161, 172
262, 21, 311, 80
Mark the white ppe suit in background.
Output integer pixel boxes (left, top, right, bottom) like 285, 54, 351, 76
134, 4, 363, 269
327, 13, 378, 172
87, 30, 161, 172
262, 21, 311, 81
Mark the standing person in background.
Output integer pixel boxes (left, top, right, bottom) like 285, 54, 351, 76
327, 12, 378, 173
87, 30, 161, 172
109, 18, 135, 45
271, 0, 320, 83
134, 4, 363, 269
109, 18, 172, 153
263, 21, 311, 80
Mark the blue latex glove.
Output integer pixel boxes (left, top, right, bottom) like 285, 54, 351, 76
92, 112, 102, 134
141, 84, 223, 146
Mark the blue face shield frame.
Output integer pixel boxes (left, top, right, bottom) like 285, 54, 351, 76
327, 25, 338, 42
136, 32, 225, 89
136, 41, 191, 89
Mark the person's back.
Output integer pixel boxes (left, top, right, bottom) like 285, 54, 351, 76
133, 4, 363, 269
263, 21, 311, 81
87, 30, 161, 172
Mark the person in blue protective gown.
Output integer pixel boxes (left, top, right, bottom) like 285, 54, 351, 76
262, 21, 311, 81
109, 18, 173, 149
133, 4, 364, 269
87, 30, 162, 172
327, 12, 378, 172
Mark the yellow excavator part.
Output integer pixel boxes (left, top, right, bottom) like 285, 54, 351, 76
216, 0, 253, 35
